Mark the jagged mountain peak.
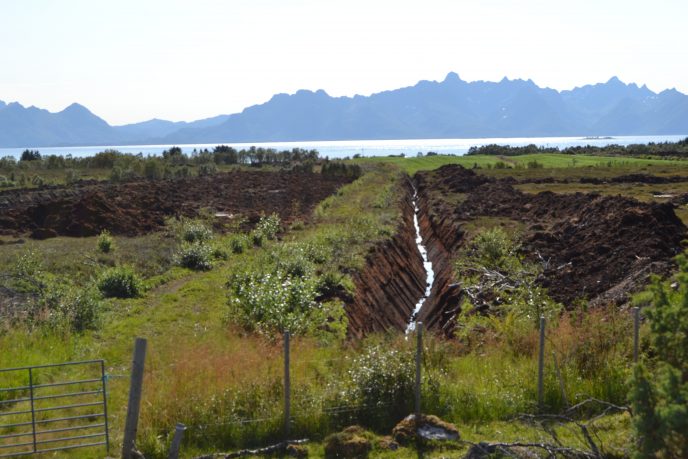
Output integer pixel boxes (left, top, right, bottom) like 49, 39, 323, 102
1, 74, 687, 148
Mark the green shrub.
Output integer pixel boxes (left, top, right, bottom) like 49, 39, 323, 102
251, 230, 264, 247
341, 343, 415, 429
211, 245, 229, 261
455, 227, 560, 333
630, 254, 688, 458
256, 213, 281, 240
175, 242, 213, 271
65, 169, 79, 184
143, 159, 163, 179
198, 162, 218, 176
167, 218, 214, 243
41, 285, 102, 332
97, 230, 115, 253
174, 166, 191, 178
229, 235, 247, 254
97, 266, 143, 298
228, 270, 320, 335
180, 220, 213, 244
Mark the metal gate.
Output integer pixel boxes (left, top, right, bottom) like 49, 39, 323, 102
0, 360, 109, 457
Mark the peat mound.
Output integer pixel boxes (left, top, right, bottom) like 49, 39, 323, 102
458, 182, 686, 305
0, 171, 351, 238
431, 164, 494, 193
416, 165, 687, 315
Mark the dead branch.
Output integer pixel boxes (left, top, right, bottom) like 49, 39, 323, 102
193, 439, 308, 459
461, 439, 597, 459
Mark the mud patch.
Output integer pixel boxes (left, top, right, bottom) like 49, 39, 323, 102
0, 171, 352, 238
416, 165, 687, 314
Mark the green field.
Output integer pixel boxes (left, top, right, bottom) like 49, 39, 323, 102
351, 153, 688, 175
0, 154, 686, 458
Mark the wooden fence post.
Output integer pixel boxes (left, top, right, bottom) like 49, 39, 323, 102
415, 322, 423, 422
284, 331, 291, 441
122, 338, 147, 459
538, 317, 545, 411
168, 423, 186, 459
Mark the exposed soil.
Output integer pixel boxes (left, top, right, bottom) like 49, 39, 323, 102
0, 171, 352, 238
346, 180, 427, 337
414, 165, 687, 334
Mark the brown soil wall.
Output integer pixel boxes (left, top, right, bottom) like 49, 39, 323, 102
346, 180, 427, 338
414, 176, 463, 337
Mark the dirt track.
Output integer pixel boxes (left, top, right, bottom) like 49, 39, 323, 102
0, 171, 352, 238
415, 165, 687, 327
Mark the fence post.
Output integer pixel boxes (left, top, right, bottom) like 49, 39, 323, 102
633, 307, 640, 363
122, 337, 148, 459
168, 423, 186, 459
284, 331, 291, 441
538, 316, 545, 411
415, 322, 423, 423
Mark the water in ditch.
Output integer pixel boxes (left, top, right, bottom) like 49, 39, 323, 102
407, 187, 435, 333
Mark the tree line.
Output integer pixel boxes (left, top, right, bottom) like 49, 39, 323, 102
466, 137, 688, 158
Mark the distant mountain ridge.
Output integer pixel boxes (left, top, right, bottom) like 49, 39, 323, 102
1, 73, 687, 148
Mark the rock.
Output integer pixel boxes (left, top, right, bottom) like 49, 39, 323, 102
324, 425, 372, 458
286, 443, 308, 457
392, 414, 460, 444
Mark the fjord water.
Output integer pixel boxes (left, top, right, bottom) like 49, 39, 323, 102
2, 135, 687, 159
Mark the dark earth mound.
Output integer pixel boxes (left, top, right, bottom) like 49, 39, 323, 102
0, 171, 352, 238
417, 164, 687, 309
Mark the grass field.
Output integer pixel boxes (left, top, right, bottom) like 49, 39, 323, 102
0, 155, 682, 457
351, 153, 688, 175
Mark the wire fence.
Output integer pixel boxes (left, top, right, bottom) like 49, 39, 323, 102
1, 307, 643, 458
0, 360, 109, 458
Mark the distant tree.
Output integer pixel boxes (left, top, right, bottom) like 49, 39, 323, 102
20, 149, 41, 161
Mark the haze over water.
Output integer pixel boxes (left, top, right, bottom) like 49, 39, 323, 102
2, 135, 686, 160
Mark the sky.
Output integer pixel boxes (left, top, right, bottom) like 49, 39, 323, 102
1, 0, 687, 125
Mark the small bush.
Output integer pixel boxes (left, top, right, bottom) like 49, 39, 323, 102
251, 231, 264, 247
98, 266, 143, 298
340, 344, 415, 429
180, 221, 213, 244
175, 242, 213, 271
228, 270, 321, 335
256, 213, 281, 240
65, 169, 79, 184
211, 245, 229, 261
198, 162, 218, 176
97, 230, 114, 253
229, 235, 247, 254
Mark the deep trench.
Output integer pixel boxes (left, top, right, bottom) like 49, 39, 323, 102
406, 185, 434, 332
346, 178, 461, 338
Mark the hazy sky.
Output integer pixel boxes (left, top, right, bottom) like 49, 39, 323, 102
2, 0, 687, 125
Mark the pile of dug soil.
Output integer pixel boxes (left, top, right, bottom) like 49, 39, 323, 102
418, 165, 687, 307
0, 171, 352, 238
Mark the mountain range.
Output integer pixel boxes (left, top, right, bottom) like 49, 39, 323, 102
1, 73, 687, 148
